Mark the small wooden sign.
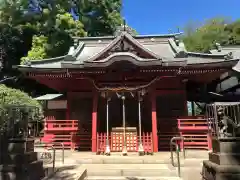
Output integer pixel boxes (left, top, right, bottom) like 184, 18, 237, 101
48, 100, 67, 109
38, 151, 53, 164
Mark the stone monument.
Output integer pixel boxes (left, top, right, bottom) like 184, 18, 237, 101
0, 106, 45, 180
202, 102, 240, 180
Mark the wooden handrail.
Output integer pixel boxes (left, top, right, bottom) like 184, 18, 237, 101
179, 122, 207, 125
45, 120, 78, 122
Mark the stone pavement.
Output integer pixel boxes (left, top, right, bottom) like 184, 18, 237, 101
37, 150, 208, 180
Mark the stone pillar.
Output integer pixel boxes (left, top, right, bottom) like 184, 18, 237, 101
91, 93, 98, 153
0, 138, 45, 180
202, 137, 240, 180
151, 92, 158, 152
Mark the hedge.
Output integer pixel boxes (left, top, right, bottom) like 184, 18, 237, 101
0, 84, 43, 131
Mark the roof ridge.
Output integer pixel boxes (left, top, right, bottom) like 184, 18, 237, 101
84, 32, 162, 62
168, 38, 187, 58
72, 32, 183, 41
26, 56, 66, 65
187, 52, 225, 59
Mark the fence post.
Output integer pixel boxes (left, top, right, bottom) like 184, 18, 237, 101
207, 133, 212, 151
176, 144, 181, 177
61, 143, 64, 164
52, 145, 56, 172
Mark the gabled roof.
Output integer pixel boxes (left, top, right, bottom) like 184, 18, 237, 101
210, 45, 240, 72
83, 32, 162, 62
18, 32, 239, 71
210, 46, 240, 59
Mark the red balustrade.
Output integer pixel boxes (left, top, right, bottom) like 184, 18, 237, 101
44, 119, 78, 131
41, 117, 79, 149
177, 116, 212, 150
177, 118, 209, 131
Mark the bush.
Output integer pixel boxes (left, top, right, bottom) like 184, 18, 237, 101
0, 84, 43, 131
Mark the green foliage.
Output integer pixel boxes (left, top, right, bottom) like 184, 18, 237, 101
183, 18, 240, 52
0, 0, 131, 66
0, 0, 28, 25
77, 0, 123, 36
0, 23, 35, 76
19, 0, 124, 62
55, 13, 87, 37
225, 20, 240, 45
0, 84, 42, 109
0, 84, 43, 128
46, 30, 73, 58
21, 35, 48, 63
183, 19, 229, 52
21, 12, 84, 63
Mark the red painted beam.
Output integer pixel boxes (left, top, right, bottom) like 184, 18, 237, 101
155, 89, 185, 95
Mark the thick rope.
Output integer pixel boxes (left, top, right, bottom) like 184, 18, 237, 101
76, 75, 177, 92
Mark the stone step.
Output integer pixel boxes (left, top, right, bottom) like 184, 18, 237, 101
181, 158, 204, 167
75, 158, 204, 166
181, 167, 202, 180
85, 164, 177, 177
85, 164, 203, 179
75, 158, 170, 164
87, 169, 177, 177
85, 176, 182, 180
84, 164, 173, 169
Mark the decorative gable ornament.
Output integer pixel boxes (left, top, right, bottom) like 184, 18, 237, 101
114, 24, 136, 37
108, 39, 138, 56
224, 52, 234, 60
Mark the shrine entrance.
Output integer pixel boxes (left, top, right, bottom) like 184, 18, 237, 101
97, 93, 152, 153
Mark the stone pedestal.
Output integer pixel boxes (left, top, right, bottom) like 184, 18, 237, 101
0, 138, 45, 180
202, 137, 240, 180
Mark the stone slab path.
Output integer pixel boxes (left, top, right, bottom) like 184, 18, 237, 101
38, 150, 208, 180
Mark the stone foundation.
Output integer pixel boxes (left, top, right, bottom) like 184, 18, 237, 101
202, 137, 240, 180
0, 138, 45, 180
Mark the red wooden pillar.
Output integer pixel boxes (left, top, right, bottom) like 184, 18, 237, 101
183, 85, 188, 116
66, 93, 70, 120
92, 93, 98, 152
151, 92, 158, 152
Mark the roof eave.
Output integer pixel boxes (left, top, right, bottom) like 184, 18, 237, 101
187, 52, 226, 59
72, 32, 183, 41
187, 58, 239, 68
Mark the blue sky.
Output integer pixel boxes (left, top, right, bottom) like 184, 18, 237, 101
122, 0, 240, 35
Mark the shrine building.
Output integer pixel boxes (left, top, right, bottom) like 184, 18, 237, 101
17, 27, 240, 154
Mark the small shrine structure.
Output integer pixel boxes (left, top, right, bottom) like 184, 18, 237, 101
17, 25, 240, 154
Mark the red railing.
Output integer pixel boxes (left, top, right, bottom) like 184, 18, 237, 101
177, 118, 209, 131
41, 133, 75, 149
44, 119, 78, 131
177, 116, 212, 150
42, 117, 79, 150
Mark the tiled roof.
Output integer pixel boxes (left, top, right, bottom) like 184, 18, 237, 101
18, 32, 239, 70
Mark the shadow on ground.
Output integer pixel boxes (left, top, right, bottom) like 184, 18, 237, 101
45, 165, 78, 180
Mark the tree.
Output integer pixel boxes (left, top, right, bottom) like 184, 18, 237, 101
183, 18, 240, 53
21, 12, 86, 63
0, 23, 35, 77
0, 84, 43, 130
76, 0, 123, 36
225, 20, 240, 45
0, 0, 125, 65
183, 18, 229, 53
